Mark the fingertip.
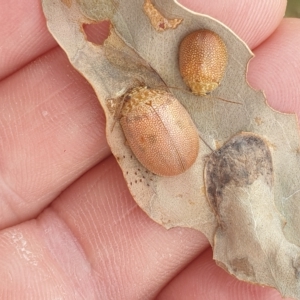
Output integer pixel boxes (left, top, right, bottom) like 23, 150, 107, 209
178, 0, 286, 48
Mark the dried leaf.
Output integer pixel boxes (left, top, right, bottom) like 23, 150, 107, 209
41, 0, 300, 298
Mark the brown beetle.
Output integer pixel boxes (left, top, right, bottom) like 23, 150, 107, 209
118, 86, 199, 176
179, 29, 228, 96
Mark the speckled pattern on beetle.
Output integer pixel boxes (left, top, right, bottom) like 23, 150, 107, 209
118, 86, 200, 177
179, 29, 228, 96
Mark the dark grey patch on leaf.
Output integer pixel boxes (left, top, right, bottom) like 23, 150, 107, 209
205, 133, 273, 215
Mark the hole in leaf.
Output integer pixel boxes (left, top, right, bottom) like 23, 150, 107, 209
83, 20, 110, 45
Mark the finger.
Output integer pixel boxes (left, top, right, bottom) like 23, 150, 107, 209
248, 18, 300, 118
180, 0, 286, 49
0, 48, 109, 229
0, 0, 55, 80
0, 156, 208, 299
156, 248, 293, 300
0, 0, 109, 80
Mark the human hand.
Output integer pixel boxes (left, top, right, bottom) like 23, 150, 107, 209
0, 0, 298, 299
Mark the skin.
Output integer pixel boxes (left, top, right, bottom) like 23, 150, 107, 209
0, 0, 299, 299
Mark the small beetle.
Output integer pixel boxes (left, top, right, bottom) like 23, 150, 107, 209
179, 29, 228, 96
118, 85, 199, 177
